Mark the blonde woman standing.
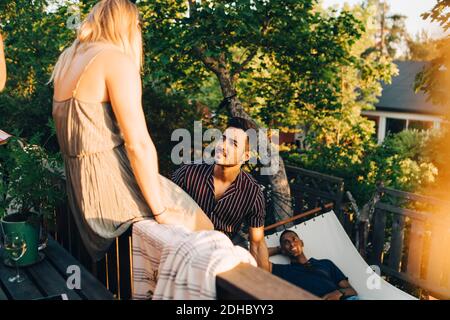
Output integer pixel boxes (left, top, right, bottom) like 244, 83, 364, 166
51, 0, 213, 260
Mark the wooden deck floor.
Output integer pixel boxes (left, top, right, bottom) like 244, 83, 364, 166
0, 237, 113, 300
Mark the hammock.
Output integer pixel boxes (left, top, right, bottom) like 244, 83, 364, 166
264, 210, 417, 300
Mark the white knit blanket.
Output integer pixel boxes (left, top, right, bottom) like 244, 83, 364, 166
132, 220, 256, 300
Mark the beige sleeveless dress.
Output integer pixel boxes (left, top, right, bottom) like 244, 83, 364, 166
52, 45, 213, 261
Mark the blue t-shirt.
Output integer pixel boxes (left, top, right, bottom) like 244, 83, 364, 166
272, 258, 348, 297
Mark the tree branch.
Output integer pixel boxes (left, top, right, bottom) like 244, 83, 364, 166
192, 46, 221, 74
231, 16, 271, 78
231, 47, 258, 78
187, 1, 222, 74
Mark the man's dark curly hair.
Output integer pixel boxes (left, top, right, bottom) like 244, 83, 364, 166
279, 230, 300, 244
227, 117, 257, 132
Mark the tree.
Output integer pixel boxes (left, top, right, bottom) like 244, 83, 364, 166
415, 1, 450, 205
415, 0, 450, 110
141, 88, 205, 176
282, 0, 398, 206
364, 0, 408, 59
138, 0, 381, 221
0, 0, 400, 219
0, 0, 74, 150
248, 0, 396, 160
383, 13, 408, 59
406, 30, 441, 61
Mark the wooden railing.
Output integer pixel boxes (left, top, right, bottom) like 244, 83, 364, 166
216, 263, 319, 300
51, 165, 347, 300
368, 186, 450, 299
53, 204, 134, 300
53, 202, 324, 300
284, 165, 352, 234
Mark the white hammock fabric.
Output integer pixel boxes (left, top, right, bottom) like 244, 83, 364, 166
265, 210, 417, 300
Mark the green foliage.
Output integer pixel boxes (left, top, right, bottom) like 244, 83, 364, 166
141, 87, 204, 175
368, 130, 439, 192
406, 31, 442, 61
0, 1, 74, 151
287, 129, 441, 207
138, 0, 372, 116
0, 1, 76, 222
0, 0, 432, 214
0, 135, 65, 220
363, 0, 408, 59
278, 1, 399, 207
415, 0, 450, 109
240, 1, 398, 185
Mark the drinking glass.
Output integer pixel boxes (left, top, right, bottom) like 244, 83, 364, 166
3, 232, 27, 283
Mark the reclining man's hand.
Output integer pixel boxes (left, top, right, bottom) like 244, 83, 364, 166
322, 290, 343, 300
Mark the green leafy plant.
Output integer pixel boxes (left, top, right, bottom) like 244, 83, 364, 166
0, 134, 65, 224
413, 0, 450, 110
287, 129, 441, 208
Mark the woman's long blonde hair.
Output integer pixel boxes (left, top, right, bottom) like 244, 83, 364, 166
50, 0, 142, 83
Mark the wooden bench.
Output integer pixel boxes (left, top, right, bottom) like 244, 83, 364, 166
0, 237, 113, 300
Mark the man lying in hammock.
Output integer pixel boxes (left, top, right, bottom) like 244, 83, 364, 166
268, 230, 359, 300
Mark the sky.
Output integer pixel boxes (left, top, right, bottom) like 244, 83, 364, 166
322, 0, 446, 39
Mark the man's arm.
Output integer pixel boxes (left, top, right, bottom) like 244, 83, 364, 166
0, 32, 6, 91
322, 260, 358, 300
247, 186, 269, 270
249, 226, 270, 272
322, 280, 358, 300
268, 246, 281, 257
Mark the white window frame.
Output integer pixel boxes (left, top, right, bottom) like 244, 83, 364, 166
362, 110, 444, 144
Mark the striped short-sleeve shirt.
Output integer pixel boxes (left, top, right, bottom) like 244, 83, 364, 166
172, 163, 266, 239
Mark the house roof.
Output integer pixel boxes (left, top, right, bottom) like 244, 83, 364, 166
376, 61, 445, 116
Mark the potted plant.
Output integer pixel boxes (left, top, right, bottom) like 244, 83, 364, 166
0, 134, 65, 266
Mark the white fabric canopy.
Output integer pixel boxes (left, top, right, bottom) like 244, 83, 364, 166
265, 210, 417, 300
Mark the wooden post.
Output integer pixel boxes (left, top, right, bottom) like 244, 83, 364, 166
388, 215, 405, 272
425, 223, 448, 289
118, 230, 132, 300
406, 220, 425, 280
370, 207, 386, 266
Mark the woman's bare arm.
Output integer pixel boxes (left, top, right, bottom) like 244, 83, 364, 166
0, 33, 7, 91
105, 51, 174, 224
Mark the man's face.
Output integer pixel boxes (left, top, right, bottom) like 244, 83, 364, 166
214, 127, 249, 166
280, 232, 304, 258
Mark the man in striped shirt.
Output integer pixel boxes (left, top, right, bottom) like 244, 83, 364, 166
172, 117, 269, 270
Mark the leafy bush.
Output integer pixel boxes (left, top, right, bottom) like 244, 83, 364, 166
368, 130, 439, 192
0, 1, 209, 176
286, 129, 441, 207
0, 134, 65, 221
141, 87, 204, 176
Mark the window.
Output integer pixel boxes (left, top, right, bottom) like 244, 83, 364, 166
364, 115, 380, 142
386, 118, 406, 135
365, 115, 379, 132
408, 120, 433, 131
